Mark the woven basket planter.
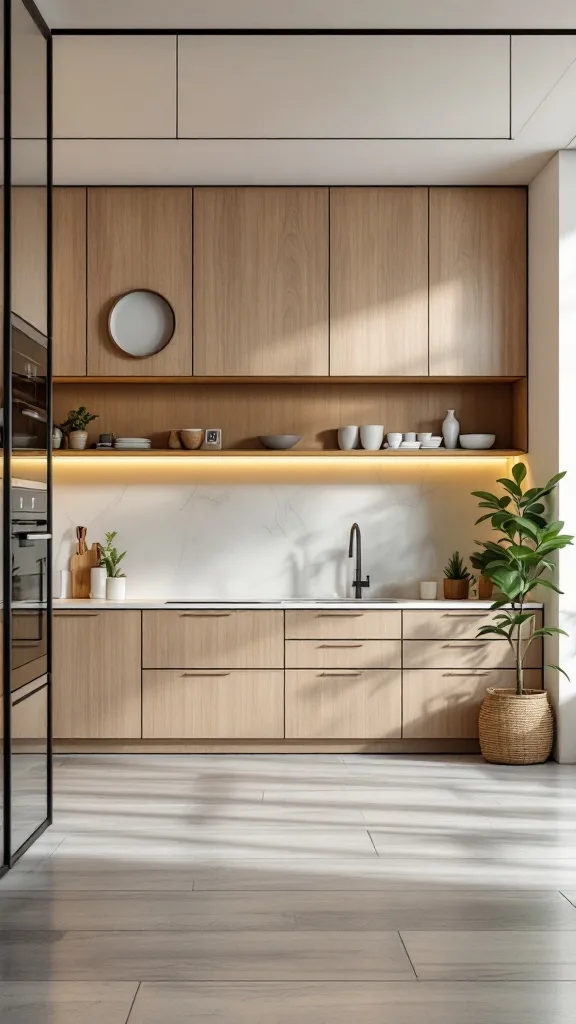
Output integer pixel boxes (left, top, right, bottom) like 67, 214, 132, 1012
479, 688, 554, 765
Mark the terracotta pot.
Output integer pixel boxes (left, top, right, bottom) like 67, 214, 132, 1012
478, 574, 494, 600
443, 578, 470, 600
479, 688, 554, 765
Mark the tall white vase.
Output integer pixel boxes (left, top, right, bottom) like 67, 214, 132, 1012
442, 409, 460, 450
90, 567, 107, 599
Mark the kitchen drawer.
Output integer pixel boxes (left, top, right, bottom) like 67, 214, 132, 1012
402, 668, 543, 739
403, 608, 542, 641
285, 609, 401, 641
285, 639, 401, 669
142, 610, 283, 669
285, 669, 401, 739
142, 669, 284, 739
402, 638, 542, 670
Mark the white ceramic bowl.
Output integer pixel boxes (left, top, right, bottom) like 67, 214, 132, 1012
459, 433, 496, 450
259, 434, 302, 450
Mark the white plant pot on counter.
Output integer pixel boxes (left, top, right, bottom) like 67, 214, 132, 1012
106, 576, 126, 601
90, 567, 107, 600
68, 430, 88, 450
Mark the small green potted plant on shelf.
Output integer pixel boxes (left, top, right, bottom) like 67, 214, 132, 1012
443, 551, 471, 600
62, 406, 98, 450
100, 531, 127, 601
471, 462, 573, 764
470, 547, 494, 600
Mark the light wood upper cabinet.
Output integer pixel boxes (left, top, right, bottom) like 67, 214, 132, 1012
53, 611, 142, 738
194, 187, 329, 376
330, 188, 428, 376
53, 187, 87, 376
429, 187, 527, 376
87, 188, 193, 376
11, 187, 47, 335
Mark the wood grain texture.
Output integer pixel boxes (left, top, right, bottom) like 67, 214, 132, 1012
87, 188, 192, 376
285, 640, 401, 669
53, 611, 142, 738
403, 609, 542, 641
194, 188, 329, 376
142, 670, 284, 739
142, 610, 284, 669
402, 668, 542, 739
11, 187, 47, 335
70, 544, 100, 599
285, 610, 401, 641
402, 638, 542, 671
285, 669, 402, 739
330, 188, 428, 375
53, 188, 87, 376
429, 187, 527, 376
53, 379, 519, 451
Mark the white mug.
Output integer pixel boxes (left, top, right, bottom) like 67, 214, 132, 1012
417, 432, 432, 442
338, 425, 359, 451
387, 432, 402, 449
360, 425, 384, 451
404, 432, 417, 442
420, 581, 438, 600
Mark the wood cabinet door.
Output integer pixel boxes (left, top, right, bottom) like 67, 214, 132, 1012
330, 188, 428, 375
402, 668, 542, 739
142, 670, 284, 739
142, 610, 284, 669
11, 187, 47, 335
285, 669, 401, 739
284, 609, 401, 641
429, 187, 527, 376
194, 187, 329, 375
87, 187, 193, 375
53, 188, 86, 376
53, 611, 142, 738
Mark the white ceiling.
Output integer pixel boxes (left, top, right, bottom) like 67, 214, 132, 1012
36, 0, 576, 30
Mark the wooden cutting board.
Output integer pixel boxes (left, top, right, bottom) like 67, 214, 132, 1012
70, 527, 101, 598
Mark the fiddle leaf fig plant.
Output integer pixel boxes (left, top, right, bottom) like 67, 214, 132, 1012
471, 462, 573, 695
100, 531, 126, 579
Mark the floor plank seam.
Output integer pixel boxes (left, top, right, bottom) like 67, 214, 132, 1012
366, 830, 380, 857
397, 931, 418, 980
124, 981, 141, 1023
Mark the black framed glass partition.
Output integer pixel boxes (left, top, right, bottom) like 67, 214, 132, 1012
2, 0, 51, 874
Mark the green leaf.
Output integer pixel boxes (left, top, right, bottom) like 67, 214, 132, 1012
531, 627, 569, 639
507, 544, 538, 560
524, 513, 548, 529
506, 516, 541, 540
477, 625, 512, 640
498, 496, 512, 508
512, 462, 527, 485
523, 502, 546, 516
496, 477, 523, 497
549, 663, 571, 681
534, 578, 563, 595
544, 471, 566, 489
472, 490, 501, 504
475, 513, 495, 525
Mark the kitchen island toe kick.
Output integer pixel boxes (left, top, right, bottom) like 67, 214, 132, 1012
52, 604, 543, 754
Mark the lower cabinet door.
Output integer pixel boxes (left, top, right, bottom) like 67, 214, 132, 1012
402, 668, 543, 739
285, 669, 401, 739
142, 670, 284, 739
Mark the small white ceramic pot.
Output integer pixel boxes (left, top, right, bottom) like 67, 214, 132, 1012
359, 425, 384, 451
106, 576, 126, 601
420, 581, 438, 600
338, 425, 359, 451
68, 430, 88, 450
90, 567, 107, 600
52, 426, 63, 449
403, 432, 416, 442
386, 432, 402, 449
417, 432, 432, 442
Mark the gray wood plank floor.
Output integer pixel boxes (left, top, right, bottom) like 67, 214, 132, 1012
2, 753, 576, 1021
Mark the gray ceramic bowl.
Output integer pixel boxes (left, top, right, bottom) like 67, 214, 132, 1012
259, 434, 302, 450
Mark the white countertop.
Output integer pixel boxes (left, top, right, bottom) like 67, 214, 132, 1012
54, 598, 543, 611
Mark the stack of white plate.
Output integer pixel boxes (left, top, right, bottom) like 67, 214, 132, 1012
114, 437, 152, 450
399, 441, 421, 449
420, 436, 443, 449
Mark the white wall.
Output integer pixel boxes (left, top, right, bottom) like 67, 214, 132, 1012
53, 461, 505, 601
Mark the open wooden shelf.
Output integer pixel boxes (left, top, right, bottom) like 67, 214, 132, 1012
50, 448, 523, 459
54, 376, 526, 386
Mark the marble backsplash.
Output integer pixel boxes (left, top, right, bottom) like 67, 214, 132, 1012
52, 462, 503, 600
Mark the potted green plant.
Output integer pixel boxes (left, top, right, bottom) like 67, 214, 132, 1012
470, 547, 494, 600
100, 531, 127, 601
443, 551, 471, 600
471, 462, 573, 764
62, 406, 98, 450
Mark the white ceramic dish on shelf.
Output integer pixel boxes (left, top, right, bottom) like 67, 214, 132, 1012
459, 433, 496, 450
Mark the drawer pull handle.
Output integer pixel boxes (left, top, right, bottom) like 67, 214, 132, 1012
317, 613, 364, 618
319, 643, 364, 649
179, 612, 231, 618
318, 671, 363, 678
57, 612, 99, 617
442, 671, 490, 677
442, 643, 488, 649
443, 613, 488, 618
181, 671, 231, 677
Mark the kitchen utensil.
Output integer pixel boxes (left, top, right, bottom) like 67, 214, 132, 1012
259, 434, 301, 450
359, 425, 384, 451
70, 528, 100, 598
337, 426, 359, 451
459, 433, 496, 450
386, 432, 402, 449
420, 581, 438, 600
108, 289, 175, 357
180, 428, 204, 450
